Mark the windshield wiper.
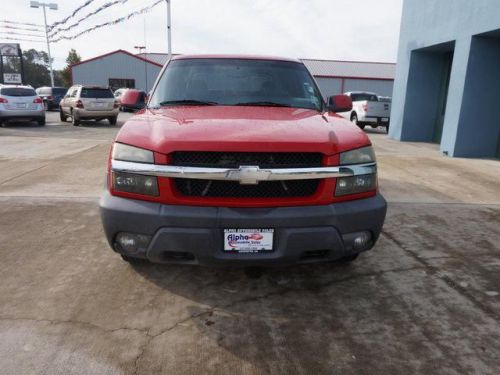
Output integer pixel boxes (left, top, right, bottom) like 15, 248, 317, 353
234, 101, 293, 107
159, 99, 218, 106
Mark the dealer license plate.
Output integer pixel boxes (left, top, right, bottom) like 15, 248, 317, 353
223, 229, 274, 253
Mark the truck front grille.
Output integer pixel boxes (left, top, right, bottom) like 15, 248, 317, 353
171, 152, 323, 199
174, 179, 319, 198
171, 152, 323, 169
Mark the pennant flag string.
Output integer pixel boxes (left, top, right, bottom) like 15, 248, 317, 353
48, 0, 97, 32
0, 20, 44, 28
49, 0, 131, 38
0, 25, 45, 33
50, 0, 163, 43
0, 30, 46, 38
0, 36, 45, 43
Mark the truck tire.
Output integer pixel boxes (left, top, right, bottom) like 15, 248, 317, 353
108, 116, 118, 125
59, 109, 67, 122
351, 113, 365, 129
71, 111, 80, 126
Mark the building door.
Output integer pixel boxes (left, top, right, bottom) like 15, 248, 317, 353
433, 52, 453, 143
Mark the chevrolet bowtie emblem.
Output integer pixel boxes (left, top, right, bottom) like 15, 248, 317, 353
226, 166, 272, 185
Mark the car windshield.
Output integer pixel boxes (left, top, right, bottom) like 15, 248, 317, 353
150, 58, 323, 111
80, 88, 113, 99
0, 87, 36, 97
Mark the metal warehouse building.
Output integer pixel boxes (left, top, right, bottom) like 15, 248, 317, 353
390, 0, 500, 158
71, 50, 395, 97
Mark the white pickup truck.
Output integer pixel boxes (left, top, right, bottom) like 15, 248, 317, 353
338, 92, 391, 132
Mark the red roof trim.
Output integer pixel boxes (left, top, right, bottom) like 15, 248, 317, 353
70, 49, 163, 68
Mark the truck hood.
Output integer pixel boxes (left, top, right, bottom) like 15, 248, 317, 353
115, 106, 371, 155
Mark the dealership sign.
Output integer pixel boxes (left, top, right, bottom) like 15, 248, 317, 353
3, 73, 22, 84
0, 43, 19, 56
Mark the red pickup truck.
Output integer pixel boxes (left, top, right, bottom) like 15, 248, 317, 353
100, 55, 386, 266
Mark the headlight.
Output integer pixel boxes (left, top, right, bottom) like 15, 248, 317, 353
112, 171, 159, 196
335, 174, 377, 196
336, 146, 377, 196
112, 143, 154, 164
340, 146, 375, 165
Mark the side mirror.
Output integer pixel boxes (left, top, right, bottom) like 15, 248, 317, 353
328, 95, 352, 113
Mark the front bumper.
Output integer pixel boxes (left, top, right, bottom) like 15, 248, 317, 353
100, 191, 387, 266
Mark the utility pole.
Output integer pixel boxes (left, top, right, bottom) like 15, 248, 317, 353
166, 0, 172, 61
134, 45, 148, 91
30, 1, 58, 87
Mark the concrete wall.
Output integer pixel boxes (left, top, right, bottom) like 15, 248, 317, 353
390, 0, 500, 158
72, 52, 162, 92
315, 77, 393, 98
315, 77, 343, 98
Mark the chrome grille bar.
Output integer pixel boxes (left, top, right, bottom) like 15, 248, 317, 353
111, 159, 376, 185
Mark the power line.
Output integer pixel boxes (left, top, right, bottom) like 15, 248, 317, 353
49, 0, 131, 38
50, 0, 163, 43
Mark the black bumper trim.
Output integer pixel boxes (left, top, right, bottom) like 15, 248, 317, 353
99, 192, 387, 266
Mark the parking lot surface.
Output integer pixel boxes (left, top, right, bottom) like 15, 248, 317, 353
1, 112, 499, 374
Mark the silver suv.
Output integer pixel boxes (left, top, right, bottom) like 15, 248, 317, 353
59, 85, 119, 126
0, 84, 45, 126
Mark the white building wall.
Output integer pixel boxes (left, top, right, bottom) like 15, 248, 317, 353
71, 52, 162, 92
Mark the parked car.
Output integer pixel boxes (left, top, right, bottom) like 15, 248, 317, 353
59, 85, 119, 126
338, 91, 391, 132
119, 89, 147, 112
35, 86, 67, 111
0, 84, 45, 126
113, 88, 128, 104
100, 55, 387, 266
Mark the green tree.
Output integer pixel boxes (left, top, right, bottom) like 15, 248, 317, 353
61, 49, 81, 88
3, 49, 52, 87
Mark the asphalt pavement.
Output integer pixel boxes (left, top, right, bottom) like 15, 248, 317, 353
0, 111, 499, 374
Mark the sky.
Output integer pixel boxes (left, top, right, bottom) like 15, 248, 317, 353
1, 0, 403, 70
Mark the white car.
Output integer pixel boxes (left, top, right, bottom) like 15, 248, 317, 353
59, 85, 119, 126
0, 84, 45, 126
338, 91, 391, 132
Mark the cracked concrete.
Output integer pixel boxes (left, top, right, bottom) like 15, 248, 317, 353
0, 114, 499, 374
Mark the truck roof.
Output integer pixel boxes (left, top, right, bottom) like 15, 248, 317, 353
172, 54, 301, 63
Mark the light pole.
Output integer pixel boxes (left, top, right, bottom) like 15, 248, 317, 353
30, 1, 57, 87
134, 45, 148, 91
165, 0, 172, 60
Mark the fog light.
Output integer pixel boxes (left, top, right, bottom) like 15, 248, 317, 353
342, 231, 372, 251
115, 232, 152, 254
353, 232, 371, 250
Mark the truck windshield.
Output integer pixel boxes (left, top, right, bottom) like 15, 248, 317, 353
150, 58, 323, 111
